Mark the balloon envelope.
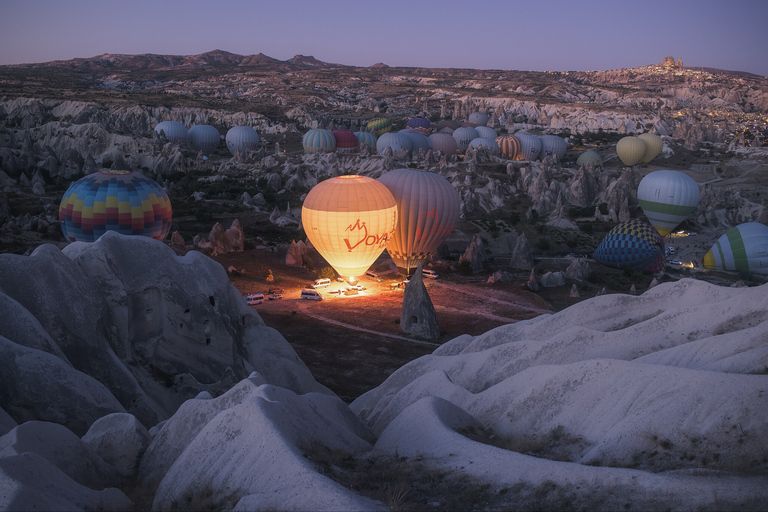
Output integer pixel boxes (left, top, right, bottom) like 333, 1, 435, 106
452, 126, 479, 154
576, 150, 602, 168
59, 170, 172, 243
354, 131, 377, 150
226, 126, 260, 156
540, 135, 567, 162
496, 135, 521, 159
303, 129, 336, 154
637, 170, 700, 237
188, 125, 220, 155
702, 222, 768, 275
400, 131, 432, 153
515, 132, 542, 160
376, 132, 412, 154
366, 118, 392, 137
638, 133, 663, 165
429, 133, 458, 155
378, 168, 460, 276
302, 176, 397, 281
468, 137, 499, 153
154, 121, 187, 144
468, 112, 489, 126
332, 129, 358, 153
593, 219, 664, 272
474, 126, 497, 139
405, 117, 431, 136
616, 136, 647, 167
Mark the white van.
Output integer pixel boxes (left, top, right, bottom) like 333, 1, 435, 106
365, 270, 380, 279
422, 269, 439, 279
301, 289, 323, 301
311, 278, 331, 289
246, 293, 264, 305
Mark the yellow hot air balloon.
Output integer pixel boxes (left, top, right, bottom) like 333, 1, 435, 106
616, 136, 647, 167
302, 176, 397, 283
638, 133, 663, 165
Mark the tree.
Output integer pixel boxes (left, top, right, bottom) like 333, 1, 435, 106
317, 267, 336, 280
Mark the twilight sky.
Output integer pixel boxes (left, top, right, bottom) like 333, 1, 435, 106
1, 0, 767, 76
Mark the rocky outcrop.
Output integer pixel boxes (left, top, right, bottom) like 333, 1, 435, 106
459, 234, 486, 274
285, 240, 308, 267
81, 413, 151, 478
540, 271, 566, 288
565, 258, 591, 282
400, 265, 440, 340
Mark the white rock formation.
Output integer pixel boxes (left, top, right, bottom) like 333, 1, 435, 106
81, 413, 151, 477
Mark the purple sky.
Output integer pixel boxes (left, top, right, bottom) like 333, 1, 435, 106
1, 0, 766, 76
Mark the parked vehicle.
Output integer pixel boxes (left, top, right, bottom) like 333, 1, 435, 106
311, 278, 331, 289
343, 288, 359, 296
300, 289, 323, 300
246, 293, 264, 305
365, 270, 380, 279
422, 269, 439, 279
268, 294, 282, 300
268, 287, 284, 294
347, 284, 366, 291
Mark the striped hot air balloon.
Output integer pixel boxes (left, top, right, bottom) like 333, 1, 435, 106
405, 117, 432, 136
354, 131, 377, 151
593, 219, 665, 272
702, 223, 768, 275
496, 135, 521, 159
366, 118, 392, 137
303, 129, 336, 154
59, 170, 172, 243
637, 170, 700, 237
616, 136, 647, 167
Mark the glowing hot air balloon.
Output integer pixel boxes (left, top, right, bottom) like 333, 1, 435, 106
593, 219, 664, 272
702, 223, 768, 275
302, 176, 397, 283
378, 168, 460, 276
638, 133, 663, 165
616, 136, 647, 167
637, 170, 700, 237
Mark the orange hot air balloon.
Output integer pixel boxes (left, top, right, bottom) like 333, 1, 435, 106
302, 175, 397, 283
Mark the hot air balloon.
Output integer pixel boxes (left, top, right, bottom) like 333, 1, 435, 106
303, 129, 336, 154
429, 133, 458, 155
593, 219, 664, 272
576, 149, 602, 168
453, 126, 479, 154
434, 120, 459, 134
702, 223, 768, 275
406, 117, 432, 136
637, 170, 700, 237
188, 125, 220, 155
515, 132, 542, 160
301, 175, 397, 283
366, 118, 392, 137
354, 131, 377, 151
226, 126, 260, 156
332, 129, 358, 153
154, 121, 188, 144
496, 135, 521, 159
540, 135, 567, 162
376, 132, 412, 154
468, 112, 489, 126
59, 170, 172, 243
378, 168, 460, 276
638, 133, 663, 165
616, 136, 647, 167
474, 126, 498, 140
468, 137, 499, 154
400, 130, 432, 153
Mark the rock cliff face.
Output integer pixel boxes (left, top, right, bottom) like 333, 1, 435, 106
0, 232, 329, 432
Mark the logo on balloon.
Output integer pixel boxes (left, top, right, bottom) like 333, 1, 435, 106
344, 219, 392, 252
414, 207, 456, 242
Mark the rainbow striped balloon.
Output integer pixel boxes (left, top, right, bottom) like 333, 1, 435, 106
59, 170, 172, 243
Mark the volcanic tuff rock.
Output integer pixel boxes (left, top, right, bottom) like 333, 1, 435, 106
459, 234, 486, 274
0, 232, 330, 433
400, 265, 440, 340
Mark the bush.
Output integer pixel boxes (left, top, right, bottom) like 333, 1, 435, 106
318, 267, 336, 280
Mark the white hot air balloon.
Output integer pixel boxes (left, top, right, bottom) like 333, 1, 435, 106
702, 222, 768, 275
452, 127, 479, 154
155, 121, 188, 144
540, 135, 567, 162
226, 126, 260, 156
474, 126, 497, 139
468, 112, 489, 126
378, 168, 460, 276
188, 125, 220, 155
376, 132, 412, 154
637, 170, 700, 237
515, 132, 542, 160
